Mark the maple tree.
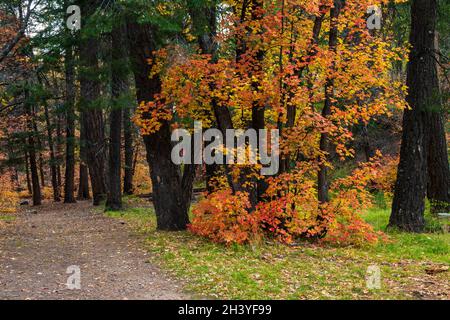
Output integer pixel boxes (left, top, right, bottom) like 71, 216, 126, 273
133, 0, 410, 243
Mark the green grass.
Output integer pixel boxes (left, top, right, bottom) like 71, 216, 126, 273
0, 214, 16, 222
105, 204, 449, 300
364, 207, 449, 264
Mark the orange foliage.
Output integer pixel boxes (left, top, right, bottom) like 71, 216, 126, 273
189, 190, 261, 245
371, 156, 399, 198
191, 156, 388, 246
136, 0, 409, 246
0, 171, 18, 214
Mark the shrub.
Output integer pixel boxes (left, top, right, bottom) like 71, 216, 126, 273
188, 190, 262, 245
0, 173, 18, 214
189, 159, 389, 246
323, 158, 389, 246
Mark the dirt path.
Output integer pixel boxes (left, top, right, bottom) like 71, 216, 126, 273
0, 201, 188, 300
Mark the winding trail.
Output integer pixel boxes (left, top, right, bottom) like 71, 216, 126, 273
0, 201, 188, 300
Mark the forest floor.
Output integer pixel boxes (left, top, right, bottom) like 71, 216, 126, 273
0, 201, 188, 300
0, 198, 448, 300
106, 198, 449, 300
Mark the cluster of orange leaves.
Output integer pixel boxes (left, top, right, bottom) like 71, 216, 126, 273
190, 154, 389, 246
0, 171, 18, 214
370, 156, 399, 197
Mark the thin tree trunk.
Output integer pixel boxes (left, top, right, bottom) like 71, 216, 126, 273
248, 0, 267, 204
361, 124, 374, 162
37, 143, 45, 187
24, 148, 32, 194
56, 113, 63, 189
318, 0, 343, 204
77, 112, 91, 200
389, 0, 439, 232
31, 104, 46, 187
64, 39, 76, 203
43, 102, 61, 201
132, 142, 139, 177
123, 98, 134, 195
106, 21, 128, 211
25, 89, 42, 206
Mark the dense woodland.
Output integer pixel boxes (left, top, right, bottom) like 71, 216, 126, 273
0, 0, 449, 246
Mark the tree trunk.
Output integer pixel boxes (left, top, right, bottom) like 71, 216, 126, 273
77, 112, 91, 200
389, 0, 439, 232
249, 0, 267, 204
106, 22, 128, 211
56, 113, 63, 189
24, 148, 32, 195
64, 40, 76, 203
43, 102, 61, 202
37, 140, 45, 188
79, 0, 106, 206
126, 19, 195, 230
123, 103, 134, 195
25, 89, 42, 206
30, 104, 46, 188
318, 0, 343, 203
361, 124, 374, 162
426, 112, 450, 213
426, 32, 450, 213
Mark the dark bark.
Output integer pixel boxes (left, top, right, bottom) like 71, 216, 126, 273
63, 40, 76, 203
77, 112, 91, 200
43, 102, 61, 202
318, 0, 343, 204
36, 136, 45, 187
24, 148, 32, 194
56, 113, 63, 189
426, 111, 450, 213
389, 0, 440, 232
30, 104, 46, 187
361, 124, 374, 162
106, 107, 123, 210
106, 22, 128, 211
249, 0, 267, 204
123, 103, 134, 195
79, 0, 107, 206
426, 33, 450, 213
82, 107, 106, 206
126, 19, 195, 230
25, 89, 42, 206
132, 140, 139, 178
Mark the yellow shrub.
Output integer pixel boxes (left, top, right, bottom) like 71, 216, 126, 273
0, 174, 18, 213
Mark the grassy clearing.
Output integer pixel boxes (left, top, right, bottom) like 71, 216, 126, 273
105, 202, 449, 300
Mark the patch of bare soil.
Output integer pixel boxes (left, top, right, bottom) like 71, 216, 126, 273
0, 201, 188, 300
